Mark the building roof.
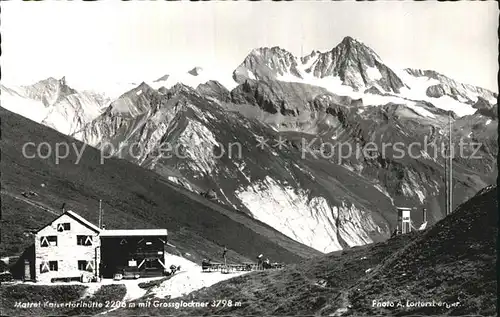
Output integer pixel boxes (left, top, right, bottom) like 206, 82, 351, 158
396, 207, 413, 211
99, 229, 168, 237
65, 210, 101, 233
36, 209, 101, 234
36, 210, 167, 236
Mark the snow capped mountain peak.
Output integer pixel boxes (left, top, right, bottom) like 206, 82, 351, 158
136, 81, 153, 91
7, 75, 81, 109
333, 36, 383, 62
104, 81, 160, 116
154, 74, 170, 82
250, 46, 292, 56
299, 36, 405, 93
233, 46, 303, 83
1, 75, 109, 135
403, 68, 498, 105
188, 66, 204, 76
233, 36, 405, 95
169, 82, 196, 94
150, 67, 236, 92
338, 35, 365, 47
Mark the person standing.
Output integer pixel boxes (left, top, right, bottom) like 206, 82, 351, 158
222, 246, 228, 268
257, 254, 263, 270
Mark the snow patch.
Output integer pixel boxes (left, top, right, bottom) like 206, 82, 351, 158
366, 66, 382, 81
427, 96, 476, 117
400, 170, 426, 203
151, 254, 247, 299
405, 103, 436, 118
398, 71, 478, 117
167, 176, 193, 191
373, 184, 394, 205
247, 71, 257, 80
150, 68, 237, 91
235, 176, 380, 252
0, 93, 52, 123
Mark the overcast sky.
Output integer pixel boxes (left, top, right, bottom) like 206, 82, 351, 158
2, 1, 498, 91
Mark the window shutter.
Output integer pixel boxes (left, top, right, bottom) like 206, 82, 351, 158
40, 261, 49, 273
41, 237, 49, 247
86, 261, 94, 272
85, 236, 92, 246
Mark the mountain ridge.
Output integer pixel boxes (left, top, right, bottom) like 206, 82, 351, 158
2, 35, 497, 254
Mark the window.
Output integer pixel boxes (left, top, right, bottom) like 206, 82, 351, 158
57, 223, 71, 232
77, 235, 92, 246
78, 260, 87, 271
40, 236, 57, 247
78, 260, 94, 272
49, 261, 58, 271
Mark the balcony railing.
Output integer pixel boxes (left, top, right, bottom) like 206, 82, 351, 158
131, 251, 164, 259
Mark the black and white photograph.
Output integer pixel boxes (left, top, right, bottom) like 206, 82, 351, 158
0, 1, 498, 316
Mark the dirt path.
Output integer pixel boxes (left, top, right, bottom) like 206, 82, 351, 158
98, 279, 155, 315
1, 190, 60, 216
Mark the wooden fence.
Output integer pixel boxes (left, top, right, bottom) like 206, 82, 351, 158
201, 262, 285, 273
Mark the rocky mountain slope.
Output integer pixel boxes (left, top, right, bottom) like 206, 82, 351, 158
152, 67, 237, 92
1, 107, 320, 265
1, 77, 109, 135
339, 184, 497, 316
72, 83, 393, 253
233, 37, 406, 94
71, 75, 496, 253
3, 36, 497, 254
233, 36, 497, 117
109, 184, 497, 316
405, 68, 498, 105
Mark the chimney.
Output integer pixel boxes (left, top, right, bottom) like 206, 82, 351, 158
61, 203, 66, 214
423, 208, 427, 223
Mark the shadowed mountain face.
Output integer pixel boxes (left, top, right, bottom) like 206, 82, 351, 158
233, 46, 303, 83
2, 36, 498, 254
108, 185, 497, 317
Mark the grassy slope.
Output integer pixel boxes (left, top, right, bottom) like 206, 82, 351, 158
0, 284, 126, 316
110, 186, 497, 316
0, 107, 320, 265
109, 233, 417, 316
0, 284, 86, 316
340, 185, 498, 316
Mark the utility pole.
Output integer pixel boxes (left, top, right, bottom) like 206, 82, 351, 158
444, 128, 448, 216
98, 200, 102, 229
448, 113, 453, 215
101, 204, 104, 229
